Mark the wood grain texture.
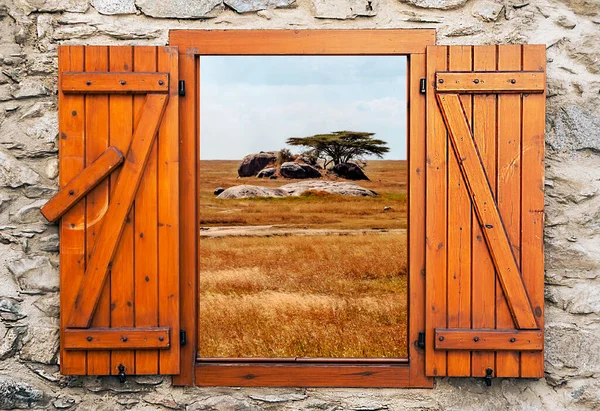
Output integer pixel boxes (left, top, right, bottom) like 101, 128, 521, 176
64, 328, 171, 350
84, 45, 111, 376
437, 93, 537, 331
196, 364, 410, 387
169, 29, 435, 55
133, 46, 160, 376
171, 49, 197, 387
436, 71, 545, 93
407, 54, 433, 388
446, 46, 472, 377
58, 45, 87, 375
425, 45, 448, 377
520, 45, 546, 378
41, 147, 123, 223
157, 47, 181, 375
68, 93, 168, 329
62, 72, 169, 93
470, 46, 498, 377
435, 329, 543, 351
108, 46, 136, 375
496, 44, 522, 377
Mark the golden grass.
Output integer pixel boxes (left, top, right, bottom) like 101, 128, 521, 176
198, 159, 408, 358
199, 233, 407, 358
200, 160, 407, 230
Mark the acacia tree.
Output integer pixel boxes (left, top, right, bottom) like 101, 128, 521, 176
286, 131, 389, 168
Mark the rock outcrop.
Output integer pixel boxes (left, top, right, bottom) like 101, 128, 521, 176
217, 181, 377, 199
216, 185, 287, 199
238, 151, 278, 177
279, 162, 321, 179
330, 163, 369, 180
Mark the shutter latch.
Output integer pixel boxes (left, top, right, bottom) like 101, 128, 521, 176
178, 80, 186, 97
484, 368, 493, 387
417, 332, 426, 349
419, 78, 426, 94
180, 329, 187, 346
117, 364, 126, 384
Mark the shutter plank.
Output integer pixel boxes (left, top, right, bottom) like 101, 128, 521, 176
446, 46, 472, 377
435, 329, 542, 351
133, 46, 161, 375
425, 46, 448, 377
157, 47, 181, 374
496, 45, 522, 377
470, 46, 497, 377
109, 46, 136, 375
520, 45, 546, 378
58, 45, 87, 375
435, 71, 545, 93
85, 45, 111, 376
68, 93, 168, 329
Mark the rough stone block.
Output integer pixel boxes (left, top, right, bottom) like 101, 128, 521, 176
398, 0, 469, 9
135, 0, 222, 18
7, 255, 59, 294
313, 0, 377, 19
91, 0, 137, 15
225, 0, 296, 13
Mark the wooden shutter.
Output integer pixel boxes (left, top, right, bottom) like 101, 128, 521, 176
44, 46, 180, 376
425, 45, 545, 378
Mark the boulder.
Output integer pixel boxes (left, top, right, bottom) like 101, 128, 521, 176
280, 162, 321, 179
257, 167, 276, 178
217, 185, 287, 199
238, 151, 278, 177
281, 181, 378, 197
331, 162, 369, 180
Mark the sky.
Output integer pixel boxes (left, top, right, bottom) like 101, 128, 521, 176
199, 56, 407, 160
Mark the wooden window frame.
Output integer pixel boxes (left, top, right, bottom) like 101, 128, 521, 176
169, 29, 436, 388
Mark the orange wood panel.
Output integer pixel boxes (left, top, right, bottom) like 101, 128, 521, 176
446, 45, 472, 377
84, 45, 111, 376
109, 46, 136, 375
157, 47, 181, 375
196, 364, 410, 387
172, 49, 198, 386
169, 29, 436, 55
62, 72, 169, 93
425, 46, 448, 377
64, 328, 171, 350
58, 45, 87, 375
41, 147, 123, 223
68, 94, 168, 329
520, 45, 546, 378
496, 45, 522, 377
435, 71, 545, 93
407, 53, 433, 388
470, 46, 497, 377
435, 329, 543, 351
437, 93, 537, 330
133, 46, 160, 375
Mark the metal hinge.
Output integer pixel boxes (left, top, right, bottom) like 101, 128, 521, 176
180, 329, 187, 346
417, 332, 426, 349
117, 364, 126, 384
419, 78, 427, 94
178, 80, 186, 97
485, 368, 494, 387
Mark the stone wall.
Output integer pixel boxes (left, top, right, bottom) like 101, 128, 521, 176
0, 0, 598, 409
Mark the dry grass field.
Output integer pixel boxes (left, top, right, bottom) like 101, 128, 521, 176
199, 160, 408, 358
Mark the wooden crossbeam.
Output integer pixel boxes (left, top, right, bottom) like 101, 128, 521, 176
62, 72, 169, 93
64, 327, 170, 350
41, 146, 124, 223
437, 93, 538, 330
435, 329, 543, 351
67, 94, 168, 328
436, 71, 545, 93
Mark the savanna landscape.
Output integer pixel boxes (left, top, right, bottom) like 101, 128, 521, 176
199, 159, 408, 358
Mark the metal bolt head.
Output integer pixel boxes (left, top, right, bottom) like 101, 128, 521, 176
159, 336, 164, 342
86, 81, 92, 86
121, 336, 128, 342
474, 337, 480, 342
473, 79, 480, 84
510, 79, 516, 84
510, 338, 516, 343
438, 336, 445, 341
87, 336, 93, 342
68, 190, 75, 196
120, 80, 126, 85
438, 78, 444, 84
158, 80, 165, 86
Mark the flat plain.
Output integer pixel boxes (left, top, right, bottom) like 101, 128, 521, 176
199, 160, 408, 358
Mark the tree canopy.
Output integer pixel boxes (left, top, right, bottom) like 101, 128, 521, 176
286, 131, 389, 168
